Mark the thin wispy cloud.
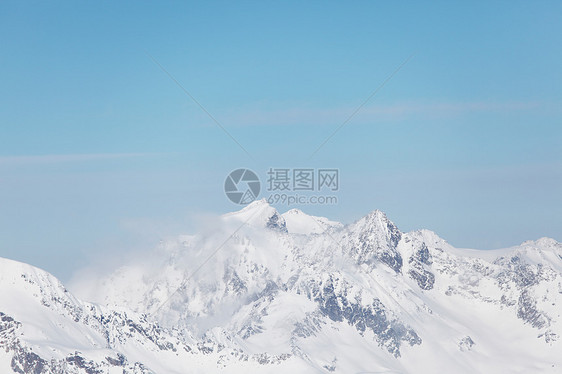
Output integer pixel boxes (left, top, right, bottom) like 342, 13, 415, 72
0, 153, 159, 165
220, 100, 547, 127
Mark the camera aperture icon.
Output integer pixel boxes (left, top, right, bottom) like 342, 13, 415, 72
224, 168, 261, 205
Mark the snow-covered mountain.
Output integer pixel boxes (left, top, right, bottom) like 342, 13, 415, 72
1, 200, 561, 373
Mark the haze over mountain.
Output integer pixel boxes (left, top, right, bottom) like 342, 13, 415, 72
1, 200, 561, 373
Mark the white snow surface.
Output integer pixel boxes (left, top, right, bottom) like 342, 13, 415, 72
282, 208, 343, 235
1, 200, 561, 373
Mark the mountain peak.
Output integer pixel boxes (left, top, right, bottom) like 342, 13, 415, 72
3, 207, 562, 373
521, 237, 560, 249
222, 198, 273, 218
239, 198, 270, 210
222, 199, 286, 232
281, 209, 342, 235
365, 209, 389, 221
284, 208, 304, 215
350, 209, 397, 233
344, 209, 403, 271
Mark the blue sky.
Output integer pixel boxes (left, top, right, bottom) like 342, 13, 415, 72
1, 1, 561, 280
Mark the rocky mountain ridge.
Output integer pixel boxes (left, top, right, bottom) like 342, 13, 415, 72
1, 200, 561, 373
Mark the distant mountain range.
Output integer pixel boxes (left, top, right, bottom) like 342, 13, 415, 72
1, 200, 561, 373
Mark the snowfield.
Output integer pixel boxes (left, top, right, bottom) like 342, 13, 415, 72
1, 200, 561, 373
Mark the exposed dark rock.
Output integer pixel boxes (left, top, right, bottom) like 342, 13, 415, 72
459, 336, 475, 351
106, 353, 127, 366
312, 276, 421, 357
267, 212, 288, 233
407, 243, 435, 290
408, 269, 435, 290
66, 353, 103, 374
224, 267, 248, 295
517, 290, 548, 329
495, 255, 540, 289
11, 349, 46, 374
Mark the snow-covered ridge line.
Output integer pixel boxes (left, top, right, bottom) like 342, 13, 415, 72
1, 202, 561, 373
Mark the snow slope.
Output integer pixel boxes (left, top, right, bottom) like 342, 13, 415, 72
282, 208, 343, 235
1, 201, 561, 373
